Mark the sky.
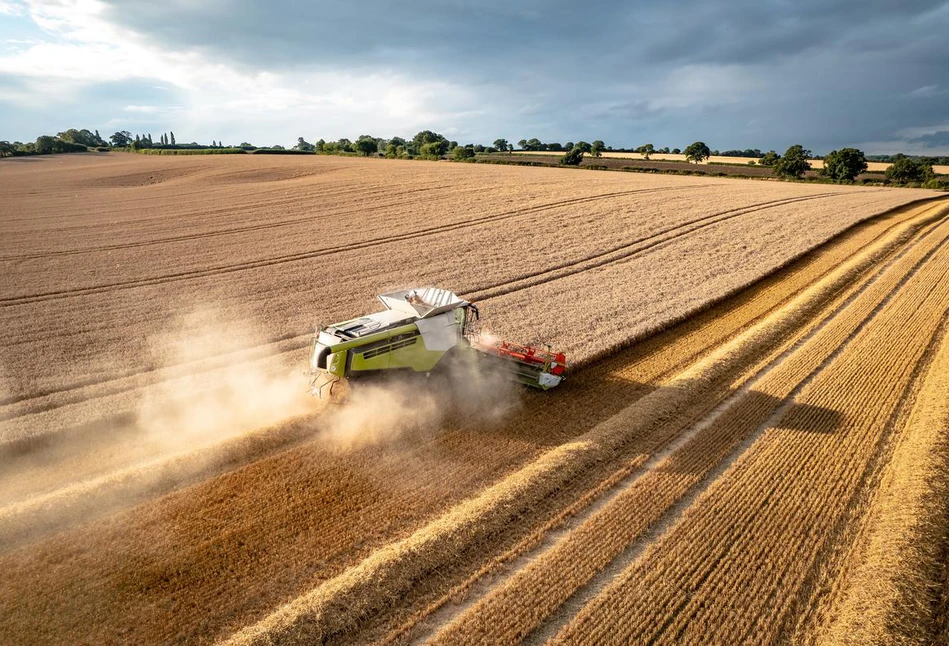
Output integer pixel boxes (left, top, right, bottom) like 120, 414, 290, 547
1, 0, 948, 154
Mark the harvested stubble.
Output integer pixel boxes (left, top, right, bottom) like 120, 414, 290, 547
424, 202, 949, 645
810, 314, 949, 645
555, 208, 949, 645
230, 202, 949, 644
0, 153, 947, 646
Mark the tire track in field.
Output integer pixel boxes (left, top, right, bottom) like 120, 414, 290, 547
406, 206, 949, 646
0, 181, 473, 261
0, 184, 719, 306
0, 194, 917, 423
6, 204, 930, 547
0, 190, 840, 413
465, 190, 865, 301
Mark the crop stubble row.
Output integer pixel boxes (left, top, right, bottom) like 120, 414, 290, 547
0, 199, 940, 646
224, 204, 949, 644
419, 201, 949, 645
0, 156, 945, 645
553, 207, 949, 644
6, 196, 911, 541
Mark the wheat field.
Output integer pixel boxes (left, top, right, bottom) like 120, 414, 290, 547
1, 153, 947, 645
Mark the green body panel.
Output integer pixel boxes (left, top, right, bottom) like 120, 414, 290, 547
326, 349, 347, 377
323, 320, 456, 376
351, 336, 446, 373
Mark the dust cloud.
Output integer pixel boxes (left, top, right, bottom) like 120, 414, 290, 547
0, 305, 522, 548
321, 348, 520, 448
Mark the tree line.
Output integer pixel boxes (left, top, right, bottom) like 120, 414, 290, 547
1, 127, 943, 187
0, 128, 109, 156
754, 144, 940, 184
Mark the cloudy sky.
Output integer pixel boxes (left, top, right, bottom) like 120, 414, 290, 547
1, 0, 948, 153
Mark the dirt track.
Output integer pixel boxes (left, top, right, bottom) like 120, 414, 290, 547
1, 154, 948, 645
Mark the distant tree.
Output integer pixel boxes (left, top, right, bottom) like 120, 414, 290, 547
573, 141, 592, 153
353, 135, 378, 156
525, 137, 544, 151
385, 143, 399, 158
659, 147, 670, 154
146, 133, 153, 145
336, 138, 353, 152
820, 147, 867, 182
387, 136, 407, 149
720, 148, 763, 158
271, 144, 285, 150
411, 130, 447, 155
419, 140, 449, 158
493, 138, 510, 154
57, 129, 100, 147
637, 143, 655, 159
517, 138, 528, 150
314, 138, 325, 153
452, 145, 475, 160
294, 137, 315, 152
683, 141, 711, 163
94, 129, 103, 145
773, 144, 812, 179
885, 155, 934, 183
591, 140, 605, 157
564, 141, 574, 151
33, 135, 87, 154
671, 147, 681, 155
0, 141, 15, 157
547, 142, 563, 152
134, 134, 141, 144
169, 131, 176, 146
110, 130, 132, 147
758, 150, 781, 166
560, 147, 584, 166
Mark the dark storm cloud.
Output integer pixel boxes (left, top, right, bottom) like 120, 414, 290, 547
89, 0, 949, 151
913, 131, 949, 147
6, 0, 949, 152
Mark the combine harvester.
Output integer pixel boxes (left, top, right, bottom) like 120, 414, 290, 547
309, 287, 566, 399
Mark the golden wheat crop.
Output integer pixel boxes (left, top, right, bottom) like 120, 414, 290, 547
553, 209, 949, 645
0, 153, 946, 645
